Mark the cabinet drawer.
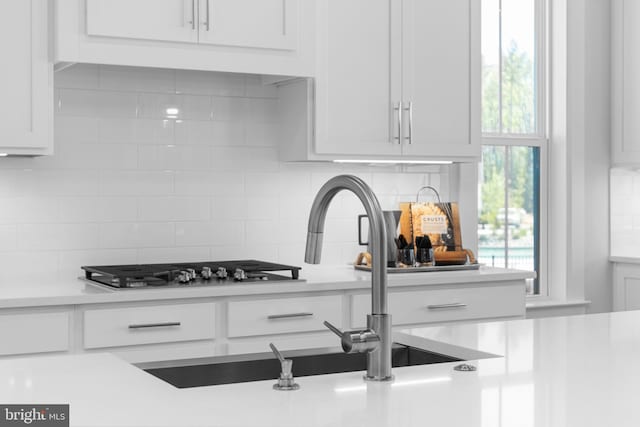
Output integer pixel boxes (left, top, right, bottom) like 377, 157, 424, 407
84, 303, 215, 349
0, 311, 69, 356
352, 285, 524, 327
228, 295, 342, 338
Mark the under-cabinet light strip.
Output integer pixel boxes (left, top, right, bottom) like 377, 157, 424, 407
333, 159, 452, 165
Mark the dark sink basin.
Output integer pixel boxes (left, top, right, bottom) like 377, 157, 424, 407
140, 344, 462, 388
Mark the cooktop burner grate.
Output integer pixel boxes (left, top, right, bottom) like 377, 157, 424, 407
82, 260, 302, 289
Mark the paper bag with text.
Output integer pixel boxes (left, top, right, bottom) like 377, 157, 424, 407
399, 201, 476, 265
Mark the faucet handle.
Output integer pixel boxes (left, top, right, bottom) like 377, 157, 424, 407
323, 321, 380, 354
323, 320, 344, 338
269, 343, 299, 391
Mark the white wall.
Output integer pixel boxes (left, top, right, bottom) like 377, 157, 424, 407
0, 64, 450, 283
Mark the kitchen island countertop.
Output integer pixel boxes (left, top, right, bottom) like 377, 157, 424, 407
1, 310, 639, 427
0, 265, 533, 308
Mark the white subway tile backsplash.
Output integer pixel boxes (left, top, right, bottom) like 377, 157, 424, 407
137, 93, 182, 119
182, 95, 214, 121
99, 222, 175, 249
29, 171, 100, 196
245, 173, 280, 196
211, 196, 249, 221
0, 225, 17, 251
174, 171, 244, 196
175, 222, 216, 247
99, 66, 176, 93
137, 247, 211, 264
138, 145, 213, 171
279, 195, 314, 220
244, 220, 280, 245
0, 198, 60, 224
138, 197, 210, 222
0, 252, 59, 281
245, 122, 278, 147
277, 243, 307, 266
1, 64, 448, 279
18, 224, 99, 251
55, 116, 99, 143
246, 196, 279, 220
276, 220, 307, 244
176, 70, 245, 97
212, 97, 248, 122
134, 119, 175, 145
174, 120, 245, 146
59, 197, 137, 223
58, 249, 138, 276
235, 147, 279, 172
247, 98, 279, 123
210, 221, 245, 247
58, 89, 138, 118
100, 171, 174, 196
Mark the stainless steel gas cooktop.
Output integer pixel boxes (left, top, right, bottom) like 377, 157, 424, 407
82, 260, 302, 289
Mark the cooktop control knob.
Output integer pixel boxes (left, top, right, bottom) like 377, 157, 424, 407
186, 268, 197, 281
233, 268, 247, 282
177, 270, 190, 284
201, 266, 213, 280
216, 267, 228, 279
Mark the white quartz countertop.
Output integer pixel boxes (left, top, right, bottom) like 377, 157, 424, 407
1, 310, 640, 427
0, 265, 533, 308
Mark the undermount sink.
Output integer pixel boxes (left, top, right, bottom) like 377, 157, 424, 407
139, 344, 462, 389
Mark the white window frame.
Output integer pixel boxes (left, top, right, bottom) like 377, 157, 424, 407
480, 0, 549, 297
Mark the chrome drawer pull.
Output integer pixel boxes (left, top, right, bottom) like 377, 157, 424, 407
128, 322, 181, 329
267, 312, 314, 320
426, 303, 467, 310
393, 102, 402, 144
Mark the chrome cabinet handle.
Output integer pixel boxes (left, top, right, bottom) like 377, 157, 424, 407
205, 0, 211, 31
189, 0, 195, 30
128, 322, 181, 329
426, 303, 467, 310
404, 101, 413, 144
267, 312, 314, 320
393, 102, 402, 144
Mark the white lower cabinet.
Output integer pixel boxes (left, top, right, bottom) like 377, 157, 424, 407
613, 263, 640, 311
227, 295, 342, 338
83, 302, 216, 349
0, 310, 70, 356
0, 280, 526, 360
351, 284, 525, 328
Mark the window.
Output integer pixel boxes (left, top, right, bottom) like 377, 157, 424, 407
479, 0, 547, 295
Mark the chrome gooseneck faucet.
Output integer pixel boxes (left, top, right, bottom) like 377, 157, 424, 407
305, 175, 393, 381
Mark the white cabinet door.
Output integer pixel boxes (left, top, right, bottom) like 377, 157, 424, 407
198, 0, 297, 50
0, 0, 52, 155
613, 263, 640, 311
612, 0, 640, 165
400, 0, 480, 160
86, 0, 198, 43
313, 0, 402, 156
0, 311, 70, 356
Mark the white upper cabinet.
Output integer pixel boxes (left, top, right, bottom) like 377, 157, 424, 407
0, 0, 52, 156
312, 0, 401, 157
613, 0, 640, 165
280, 0, 480, 162
401, 0, 479, 159
56, 0, 314, 77
86, 0, 199, 43
198, 0, 297, 50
